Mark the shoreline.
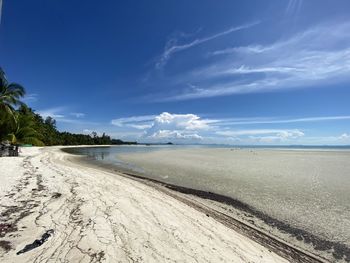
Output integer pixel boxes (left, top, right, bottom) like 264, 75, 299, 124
0, 146, 289, 262
69, 149, 334, 263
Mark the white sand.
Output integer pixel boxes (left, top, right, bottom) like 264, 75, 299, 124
0, 147, 288, 262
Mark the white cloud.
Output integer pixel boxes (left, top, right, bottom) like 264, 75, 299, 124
70, 112, 85, 118
211, 45, 267, 56
144, 112, 211, 142
109, 113, 350, 144
216, 129, 304, 138
0, 0, 3, 25
285, 0, 303, 16
37, 107, 98, 126
37, 107, 66, 119
148, 112, 211, 131
159, 21, 350, 101
150, 130, 202, 140
111, 112, 211, 142
216, 129, 305, 144
111, 115, 156, 126
22, 93, 38, 103
112, 114, 350, 132
83, 129, 93, 134
128, 124, 153, 130
215, 115, 350, 126
339, 133, 350, 140
111, 115, 156, 129
156, 21, 260, 68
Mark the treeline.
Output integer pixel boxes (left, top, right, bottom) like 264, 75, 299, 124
0, 68, 136, 146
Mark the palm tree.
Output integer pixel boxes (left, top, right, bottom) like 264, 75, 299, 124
0, 67, 26, 141
0, 67, 25, 116
6, 109, 44, 146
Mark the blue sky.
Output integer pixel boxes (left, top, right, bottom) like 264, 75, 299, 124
1, 0, 350, 145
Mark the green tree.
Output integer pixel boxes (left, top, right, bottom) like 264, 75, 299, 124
0, 67, 25, 118
6, 106, 44, 146
0, 68, 26, 141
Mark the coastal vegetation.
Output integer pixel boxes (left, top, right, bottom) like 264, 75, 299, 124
0, 68, 136, 146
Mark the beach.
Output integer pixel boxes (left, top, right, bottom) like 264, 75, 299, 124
1, 1, 349, 262
0, 146, 291, 263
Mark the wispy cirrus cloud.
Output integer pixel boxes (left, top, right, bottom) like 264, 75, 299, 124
70, 112, 85, 118
210, 45, 268, 56
152, 20, 350, 101
285, 0, 303, 16
0, 0, 3, 25
216, 129, 304, 137
111, 115, 156, 129
217, 129, 305, 144
156, 21, 260, 69
215, 115, 350, 126
37, 107, 66, 119
37, 107, 95, 125
38, 107, 85, 119
22, 93, 39, 104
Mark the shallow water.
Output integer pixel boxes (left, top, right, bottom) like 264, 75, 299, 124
65, 145, 350, 259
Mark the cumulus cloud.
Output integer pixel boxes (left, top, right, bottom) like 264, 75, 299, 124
144, 112, 210, 141
147, 112, 211, 132
111, 112, 211, 142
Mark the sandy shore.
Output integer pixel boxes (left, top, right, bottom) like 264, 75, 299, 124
0, 146, 291, 262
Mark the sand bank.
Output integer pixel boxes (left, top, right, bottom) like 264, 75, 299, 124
0, 146, 290, 262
